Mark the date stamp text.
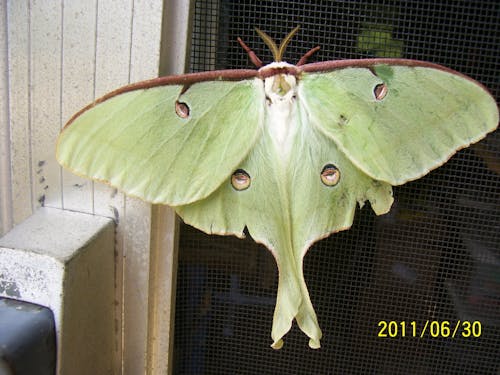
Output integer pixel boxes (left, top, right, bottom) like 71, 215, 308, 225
377, 320, 482, 338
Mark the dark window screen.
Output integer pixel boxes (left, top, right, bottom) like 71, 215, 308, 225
173, 1, 500, 374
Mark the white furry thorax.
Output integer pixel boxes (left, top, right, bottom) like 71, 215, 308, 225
260, 62, 299, 156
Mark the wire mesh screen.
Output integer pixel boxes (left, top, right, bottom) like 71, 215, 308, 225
173, 1, 499, 373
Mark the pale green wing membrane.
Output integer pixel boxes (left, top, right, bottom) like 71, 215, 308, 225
299, 65, 499, 185
57, 79, 265, 205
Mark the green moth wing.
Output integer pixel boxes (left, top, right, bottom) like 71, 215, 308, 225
56, 28, 499, 350
57, 77, 264, 205
300, 64, 498, 185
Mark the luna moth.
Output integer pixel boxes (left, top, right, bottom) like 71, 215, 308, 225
56, 26, 499, 349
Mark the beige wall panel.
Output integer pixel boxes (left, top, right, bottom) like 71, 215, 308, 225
0, 1, 12, 235
30, 0, 62, 209
60, 0, 96, 212
7, 1, 32, 225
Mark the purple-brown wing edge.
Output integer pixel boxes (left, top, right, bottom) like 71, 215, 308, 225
63, 58, 497, 129
301, 58, 494, 92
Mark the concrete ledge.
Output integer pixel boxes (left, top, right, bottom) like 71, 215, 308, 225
0, 207, 115, 374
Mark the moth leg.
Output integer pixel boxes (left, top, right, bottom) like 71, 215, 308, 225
237, 37, 263, 68
297, 46, 320, 66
